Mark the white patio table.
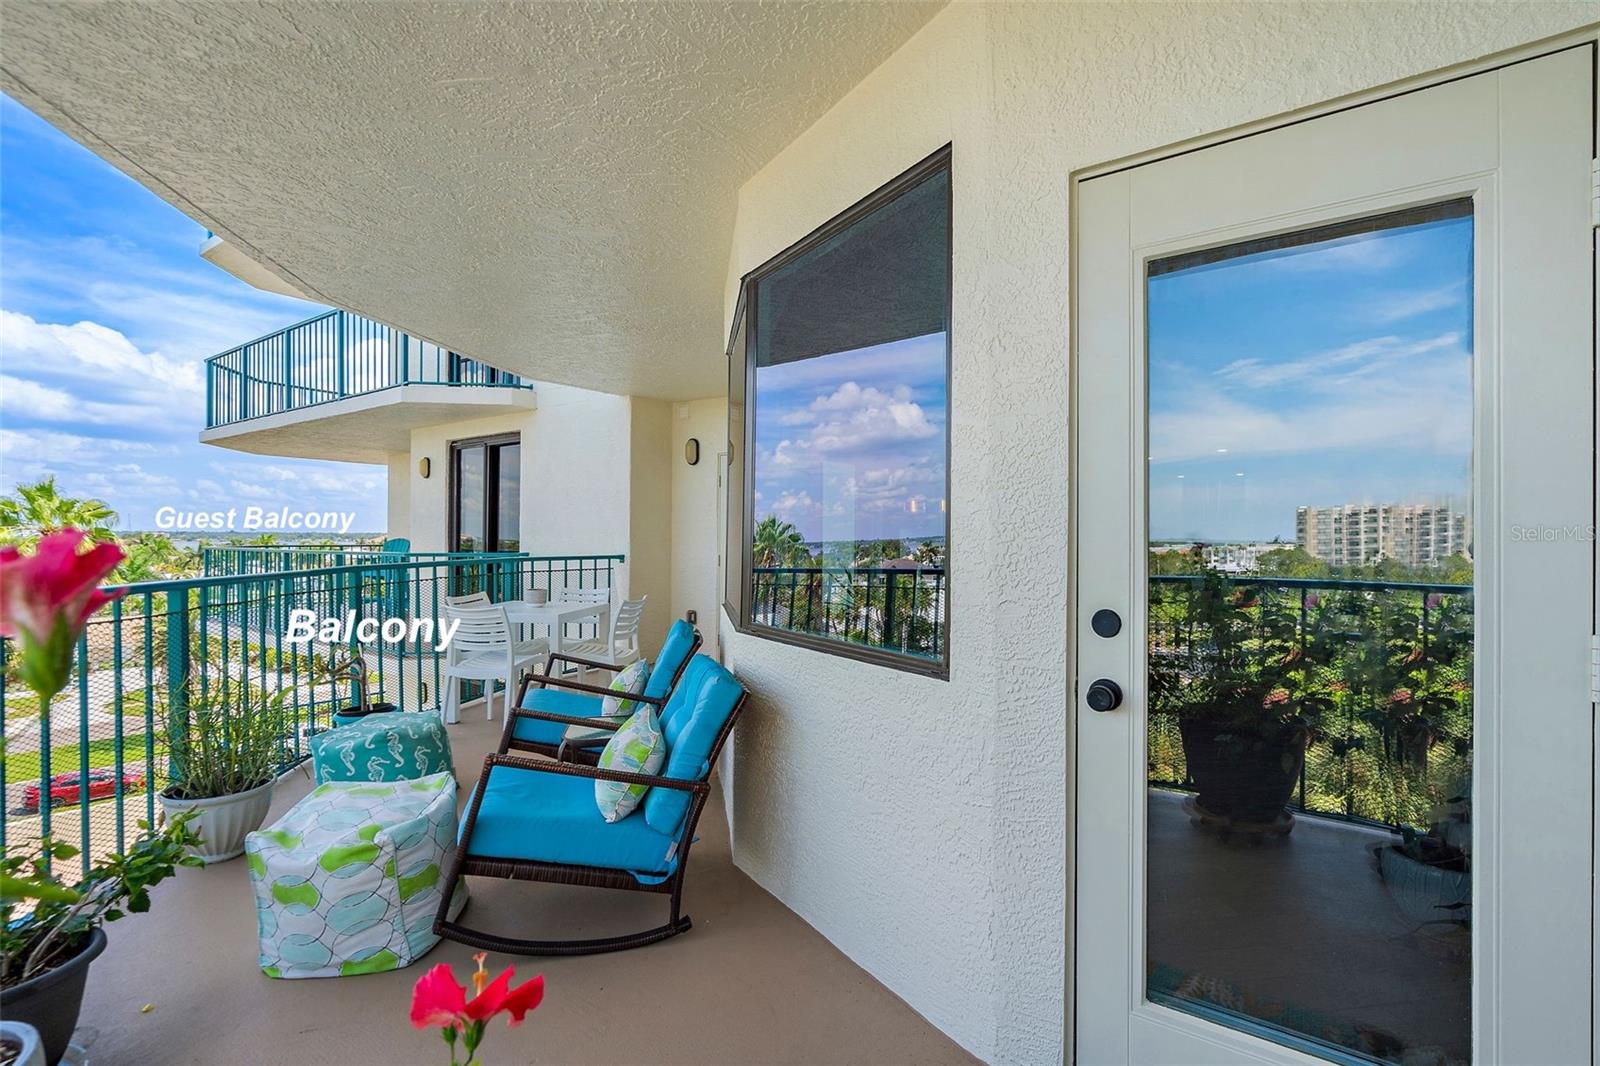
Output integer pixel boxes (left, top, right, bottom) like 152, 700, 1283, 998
502, 598, 609, 661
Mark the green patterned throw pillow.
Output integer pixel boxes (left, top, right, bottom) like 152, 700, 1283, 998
601, 658, 650, 717
594, 705, 664, 823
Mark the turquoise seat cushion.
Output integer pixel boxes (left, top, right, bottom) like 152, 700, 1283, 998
643, 657, 743, 835
643, 620, 696, 700
511, 686, 605, 746
465, 764, 678, 875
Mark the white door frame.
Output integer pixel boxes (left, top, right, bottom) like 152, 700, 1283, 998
1068, 37, 1598, 1065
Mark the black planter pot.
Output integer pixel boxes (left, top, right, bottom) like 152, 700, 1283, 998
1, 926, 106, 1066
1178, 717, 1309, 830
331, 701, 398, 728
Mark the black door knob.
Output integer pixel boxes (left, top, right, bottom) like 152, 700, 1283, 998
1090, 609, 1122, 638
1086, 679, 1123, 713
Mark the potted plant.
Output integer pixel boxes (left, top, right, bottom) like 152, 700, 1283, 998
1150, 566, 1328, 836
1375, 780, 1471, 938
1, 819, 201, 1066
0, 529, 167, 1065
157, 679, 290, 862
323, 645, 397, 727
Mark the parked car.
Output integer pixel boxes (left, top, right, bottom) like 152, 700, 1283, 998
21, 768, 146, 812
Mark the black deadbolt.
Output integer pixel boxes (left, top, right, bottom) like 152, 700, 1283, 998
1086, 679, 1123, 713
1090, 609, 1122, 638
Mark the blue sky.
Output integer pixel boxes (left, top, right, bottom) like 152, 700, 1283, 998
1148, 211, 1473, 543
0, 94, 388, 533
754, 332, 947, 544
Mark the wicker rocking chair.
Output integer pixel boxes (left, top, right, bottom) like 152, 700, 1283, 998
500, 618, 702, 765
435, 654, 746, 956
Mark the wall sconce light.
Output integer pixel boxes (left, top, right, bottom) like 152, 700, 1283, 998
419, 457, 431, 479
685, 438, 700, 466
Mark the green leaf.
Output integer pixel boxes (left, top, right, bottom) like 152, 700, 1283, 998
0, 874, 80, 905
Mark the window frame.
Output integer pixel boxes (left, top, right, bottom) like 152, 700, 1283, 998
724, 144, 953, 680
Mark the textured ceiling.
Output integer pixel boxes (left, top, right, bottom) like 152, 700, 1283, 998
1, 1, 944, 399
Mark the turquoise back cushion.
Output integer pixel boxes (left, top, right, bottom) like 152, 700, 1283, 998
643, 656, 743, 835
643, 620, 697, 700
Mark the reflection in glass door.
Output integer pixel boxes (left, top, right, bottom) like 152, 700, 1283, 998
1145, 203, 1474, 1064
450, 435, 522, 552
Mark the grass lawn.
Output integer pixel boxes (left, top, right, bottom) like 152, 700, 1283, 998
4, 689, 154, 718
4, 734, 152, 786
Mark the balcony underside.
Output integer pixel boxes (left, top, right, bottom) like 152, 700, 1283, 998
200, 232, 307, 300
198, 384, 536, 463
75, 711, 976, 1065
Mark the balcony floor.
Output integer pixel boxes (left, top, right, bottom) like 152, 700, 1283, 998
72, 710, 977, 1065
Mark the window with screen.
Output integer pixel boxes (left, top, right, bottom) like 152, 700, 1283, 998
727, 146, 950, 676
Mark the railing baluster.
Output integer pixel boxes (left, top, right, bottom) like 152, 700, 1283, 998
112, 598, 126, 855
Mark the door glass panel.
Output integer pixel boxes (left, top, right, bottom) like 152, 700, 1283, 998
454, 444, 486, 552
1145, 201, 1473, 1065
495, 443, 521, 551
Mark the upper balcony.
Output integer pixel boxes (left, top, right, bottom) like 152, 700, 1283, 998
199, 309, 536, 463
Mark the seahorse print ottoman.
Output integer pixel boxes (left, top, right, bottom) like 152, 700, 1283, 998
309, 710, 453, 784
246, 773, 467, 978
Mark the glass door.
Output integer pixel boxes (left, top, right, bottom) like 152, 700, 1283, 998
1075, 47, 1593, 1065
449, 433, 522, 597
1144, 203, 1475, 1064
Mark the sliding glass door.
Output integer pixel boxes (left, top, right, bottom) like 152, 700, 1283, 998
449, 433, 521, 597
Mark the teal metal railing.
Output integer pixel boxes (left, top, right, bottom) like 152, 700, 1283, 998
203, 544, 460, 578
0, 551, 623, 877
751, 566, 945, 660
204, 309, 531, 428
1147, 573, 1473, 830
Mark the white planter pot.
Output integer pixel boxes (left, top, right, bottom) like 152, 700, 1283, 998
160, 780, 275, 863
1, 1021, 48, 1066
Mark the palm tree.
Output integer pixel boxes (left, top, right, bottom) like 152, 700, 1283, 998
751, 515, 807, 568
0, 477, 117, 547
913, 540, 944, 566
117, 533, 202, 582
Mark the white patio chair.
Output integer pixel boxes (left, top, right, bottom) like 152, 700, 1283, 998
441, 604, 547, 724
440, 592, 494, 664
562, 595, 647, 672
552, 585, 611, 648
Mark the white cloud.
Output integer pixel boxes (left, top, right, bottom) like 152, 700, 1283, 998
1, 232, 316, 364
771, 490, 819, 522
0, 427, 169, 460
0, 310, 204, 435
770, 379, 938, 457
778, 382, 914, 426
1213, 332, 1462, 392
228, 479, 279, 501
1151, 334, 1470, 465
1366, 282, 1466, 324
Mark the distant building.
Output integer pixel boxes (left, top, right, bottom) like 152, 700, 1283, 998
1201, 542, 1282, 573
1296, 503, 1471, 567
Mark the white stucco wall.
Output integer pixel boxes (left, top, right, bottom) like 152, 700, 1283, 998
400, 384, 674, 614
385, 451, 410, 541
628, 397, 676, 653
718, 5, 1597, 1064
671, 397, 727, 659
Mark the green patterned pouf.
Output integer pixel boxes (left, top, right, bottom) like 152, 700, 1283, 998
309, 710, 453, 784
246, 773, 467, 979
